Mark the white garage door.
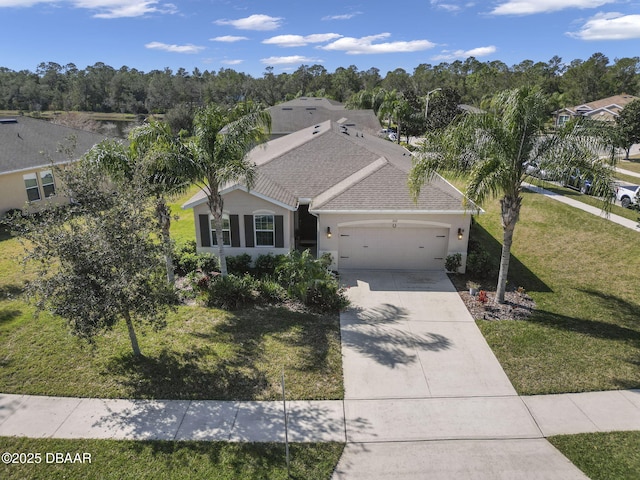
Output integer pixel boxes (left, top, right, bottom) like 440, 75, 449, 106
338, 226, 448, 270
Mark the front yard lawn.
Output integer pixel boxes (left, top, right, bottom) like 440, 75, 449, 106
474, 190, 640, 395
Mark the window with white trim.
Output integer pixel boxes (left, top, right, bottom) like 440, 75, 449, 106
557, 114, 570, 127
40, 170, 56, 198
254, 214, 274, 246
210, 215, 231, 246
23, 173, 41, 202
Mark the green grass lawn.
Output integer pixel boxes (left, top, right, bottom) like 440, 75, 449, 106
619, 158, 640, 174
0, 437, 343, 480
0, 188, 342, 400
549, 432, 640, 480
474, 190, 640, 395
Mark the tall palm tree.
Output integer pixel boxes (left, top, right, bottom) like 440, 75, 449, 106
84, 121, 192, 284
188, 102, 271, 276
409, 86, 616, 303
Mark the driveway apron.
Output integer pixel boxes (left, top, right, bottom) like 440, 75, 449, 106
333, 270, 588, 479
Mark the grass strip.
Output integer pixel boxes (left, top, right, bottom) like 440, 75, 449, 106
0, 437, 343, 480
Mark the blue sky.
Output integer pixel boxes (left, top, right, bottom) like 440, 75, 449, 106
2, 0, 640, 76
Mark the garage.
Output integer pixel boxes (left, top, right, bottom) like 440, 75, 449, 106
338, 225, 449, 270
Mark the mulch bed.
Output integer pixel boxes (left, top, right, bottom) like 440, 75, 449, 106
448, 274, 536, 321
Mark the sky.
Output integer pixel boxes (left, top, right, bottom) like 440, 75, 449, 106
1, 0, 640, 77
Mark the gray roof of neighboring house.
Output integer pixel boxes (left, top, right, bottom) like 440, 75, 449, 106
0, 116, 109, 175
268, 97, 382, 136
183, 120, 470, 214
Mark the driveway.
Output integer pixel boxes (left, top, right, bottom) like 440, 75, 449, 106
333, 270, 589, 479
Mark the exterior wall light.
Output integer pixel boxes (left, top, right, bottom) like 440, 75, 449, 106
457, 228, 464, 240
327, 227, 332, 238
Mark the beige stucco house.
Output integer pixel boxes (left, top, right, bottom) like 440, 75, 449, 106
554, 94, 638, 128
183, 120, 476, 272
0, 116, 108, 216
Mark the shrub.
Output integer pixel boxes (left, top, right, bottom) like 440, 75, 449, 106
204, 273, 257, 310
257, 278, 289, 304
173, 240, 218, 276
275, 251, 347, 312
465, 249, 493, 278
445, 253, 462, 273
225, 253, 252, 275
305, 279, 349, 313
253, 253, 284, 278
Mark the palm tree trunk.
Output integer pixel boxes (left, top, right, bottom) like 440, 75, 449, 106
496, 195, 521, 303
207, 183, 227, 276
155, 197, 175, 284
123, 310, 142, 357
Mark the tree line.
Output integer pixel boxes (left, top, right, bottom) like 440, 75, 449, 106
1, 52, 638, 114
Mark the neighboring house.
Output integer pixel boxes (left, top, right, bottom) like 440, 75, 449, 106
0, 116, 108, 216
554, 94, 639, 128
183, 120, 476, 272
268, 97, 382, 139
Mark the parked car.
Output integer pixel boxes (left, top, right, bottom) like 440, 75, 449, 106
563, 168, 592, 194
615, 184, 640, 209
524, 161, 549, 180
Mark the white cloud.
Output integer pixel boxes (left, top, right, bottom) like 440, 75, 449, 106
0, 0, 178, 17
210, 35, 249, 42
215, 14, 283, 31
75, 1, 177, 18
260, 55, 322, 65
221, 59, 244, 65
432, 45, 497, 61
568, 12, 640, 40
145, 41, 205, 54
0, 0, 55, 6
322, 12, 362, 20
262, 33, 342, 47
491, 0, 616, 15
320, 33, 435, 54
430, 1, 475, 12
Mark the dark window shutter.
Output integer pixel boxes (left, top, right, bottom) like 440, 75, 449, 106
244, 215, 254, 247
275, 215, 284, 248
230, 215, 240, 247
199, 214, 211, 247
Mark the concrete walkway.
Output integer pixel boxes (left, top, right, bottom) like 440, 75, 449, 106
523, 182, 639, 231
332, 270, 640, 479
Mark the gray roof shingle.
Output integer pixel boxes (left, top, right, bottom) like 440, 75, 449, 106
0, 116, 110, 175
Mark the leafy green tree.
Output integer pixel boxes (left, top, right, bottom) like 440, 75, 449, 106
187, 102, 271, 276
614, 99, 640, 159
13, 160, 175, 357
410, 87, 616, 303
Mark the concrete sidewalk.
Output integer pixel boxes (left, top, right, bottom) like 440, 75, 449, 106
523, 182, 639, 231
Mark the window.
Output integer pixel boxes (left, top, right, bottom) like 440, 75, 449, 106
254, 214, 274, 246
23, 173, 41, 202
40, 170, 55, 198
557, 115, 570, 127
210, 215, 231, 246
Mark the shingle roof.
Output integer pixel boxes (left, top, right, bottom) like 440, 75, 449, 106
0, 116, 110, 175
562, 94, 638, 116
268, 97, 381, 136
184, 120, 470, 214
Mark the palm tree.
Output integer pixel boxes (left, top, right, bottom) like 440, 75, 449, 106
409, 86, 616, 303
188, 102, 271, 276
84, 121, 192, 284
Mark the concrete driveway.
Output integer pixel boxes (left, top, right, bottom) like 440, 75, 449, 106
333, 270, 589, 479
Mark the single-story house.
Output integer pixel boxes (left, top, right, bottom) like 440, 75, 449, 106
554, 94, 638, 128
183, 120, 476, 272
268, 97, 382, 139
0, 116, 109, 216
